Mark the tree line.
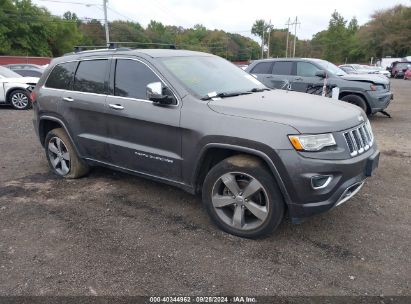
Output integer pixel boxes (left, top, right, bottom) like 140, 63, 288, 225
0, 0, 410, 63
253, 5, 411, 63
0, 0, 260, 60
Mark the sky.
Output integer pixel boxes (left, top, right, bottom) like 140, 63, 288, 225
32, 0, 410, 41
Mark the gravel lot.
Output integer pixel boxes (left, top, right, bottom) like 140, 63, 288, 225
0, 79, 410, 296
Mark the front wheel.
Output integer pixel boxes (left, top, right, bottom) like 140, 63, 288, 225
341, 94, 368, 114
9, 89, 31, 110
202, 155, 284, 238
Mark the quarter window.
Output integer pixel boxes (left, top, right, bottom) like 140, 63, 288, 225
272, 62, 293, 75
73, 60, 107, 94
114, 59, 161, 100
296, 62, 320, 77
250, 62, 273, 74
45, 62, 77, 90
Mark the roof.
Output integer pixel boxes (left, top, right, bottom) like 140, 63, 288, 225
251, 57, 322, 62
64, 48, 212, 59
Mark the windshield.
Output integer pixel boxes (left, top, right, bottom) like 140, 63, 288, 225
160, 56, 266, 98
397, 63, 410, 69
315, 59, 347, 76
0, 66, 22, 78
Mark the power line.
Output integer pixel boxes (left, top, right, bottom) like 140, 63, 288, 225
106, 6, 133, 22
36, 0, 101, 6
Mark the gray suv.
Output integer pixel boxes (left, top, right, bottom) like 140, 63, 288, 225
32, 49, 380, 238
246, 58, 393, 115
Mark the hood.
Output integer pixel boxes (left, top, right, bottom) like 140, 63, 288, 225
208, 90, 364, 134
340, 73, 389, 84
0, 77, 39, 84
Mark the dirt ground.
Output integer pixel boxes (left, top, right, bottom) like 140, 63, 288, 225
0, 79, 410, 296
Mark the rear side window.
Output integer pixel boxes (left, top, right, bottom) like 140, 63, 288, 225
250, 62, 273, 74
45, 62, 77, 90
296, 62, 320, 77
114, 59, 161, 100
73, 60, 108, 94
272, 62, 293, 75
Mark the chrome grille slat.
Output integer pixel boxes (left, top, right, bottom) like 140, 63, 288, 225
343, 122, 374, 157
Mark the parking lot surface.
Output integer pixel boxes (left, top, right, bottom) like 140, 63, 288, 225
0, 80, 410, 296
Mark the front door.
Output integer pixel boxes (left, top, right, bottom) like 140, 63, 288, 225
105, 58, 182, 181
291, 61, 324, 94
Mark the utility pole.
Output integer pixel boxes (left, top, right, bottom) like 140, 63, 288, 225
292, 16, 300, 58
261, 24, 264, 59
285, 18, 291, 58
267, 20, 272, 59
103, 0, 110, 45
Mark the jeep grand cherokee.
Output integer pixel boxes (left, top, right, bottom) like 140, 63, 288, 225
32, 49, 380, 238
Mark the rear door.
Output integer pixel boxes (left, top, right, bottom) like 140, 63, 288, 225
248, 61, 274, 88
270, 61, 294, 89
59, 58, 111, 163
105, 58, 182, 181
291, 61, 323, 93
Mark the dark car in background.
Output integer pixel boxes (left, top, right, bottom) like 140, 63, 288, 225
246, 58, 393, 115
390, 61, 411, 78
6, 64, 44, 77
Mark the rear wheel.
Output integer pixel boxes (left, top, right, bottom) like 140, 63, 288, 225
9, 89, 31, 110
45, 128, 89, 179
341, 94, 368, 114
202, 155, 284, 238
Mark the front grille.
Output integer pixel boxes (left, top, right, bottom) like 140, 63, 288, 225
343, 122, 374, 157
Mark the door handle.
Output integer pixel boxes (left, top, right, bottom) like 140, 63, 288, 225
63, 97, 74, 102
294, 77, 303, 81
109, 104, 124, 110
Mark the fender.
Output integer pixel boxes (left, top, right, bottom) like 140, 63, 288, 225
39, 115, 83, 157
195, 143, 292, 206
2, 83, 30, 103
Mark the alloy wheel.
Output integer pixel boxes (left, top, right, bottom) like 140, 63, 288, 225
11, 92, 29, 109
48, 137, 71, 175
211, 172, 269, 231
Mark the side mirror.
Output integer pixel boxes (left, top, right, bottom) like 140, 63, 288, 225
146, 82, 176, 105
315, 70, 327, 78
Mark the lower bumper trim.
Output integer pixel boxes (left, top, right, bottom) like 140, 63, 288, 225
334, 181, 364, 208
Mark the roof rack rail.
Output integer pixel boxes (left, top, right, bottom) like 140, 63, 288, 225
70, 42, 176, 55
73, 45, 109, 53
108, 42, 177, 49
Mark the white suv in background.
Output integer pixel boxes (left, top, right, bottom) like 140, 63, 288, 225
0, 66, 38, 110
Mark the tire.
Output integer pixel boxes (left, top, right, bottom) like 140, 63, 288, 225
8, 89, 31, 110
202, 155, 284, 238
45, 128, 89, 179
341, 94, 368, 114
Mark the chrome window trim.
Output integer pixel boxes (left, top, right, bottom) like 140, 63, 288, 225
42, 56, 181, 106
43, 57, 109, 92
111, 57, 180, 107
41, 86, 108, 98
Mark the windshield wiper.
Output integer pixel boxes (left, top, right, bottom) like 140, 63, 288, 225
249, 87, 271, 92
201, 91, 252, 101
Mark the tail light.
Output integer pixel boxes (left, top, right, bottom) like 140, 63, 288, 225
30, 91, 37, 103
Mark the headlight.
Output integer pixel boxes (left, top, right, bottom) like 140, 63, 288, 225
370, 84, 385, 91
288, 133, 336, 151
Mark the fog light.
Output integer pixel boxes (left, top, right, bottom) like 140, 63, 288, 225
311, 175, 332, 189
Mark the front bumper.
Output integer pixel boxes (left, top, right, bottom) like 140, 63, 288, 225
366, 90, 393, 113
275, 147, 380, 221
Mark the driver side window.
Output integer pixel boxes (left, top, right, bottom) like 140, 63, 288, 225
297, 62, 320, 77
114, 59, 162, 100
